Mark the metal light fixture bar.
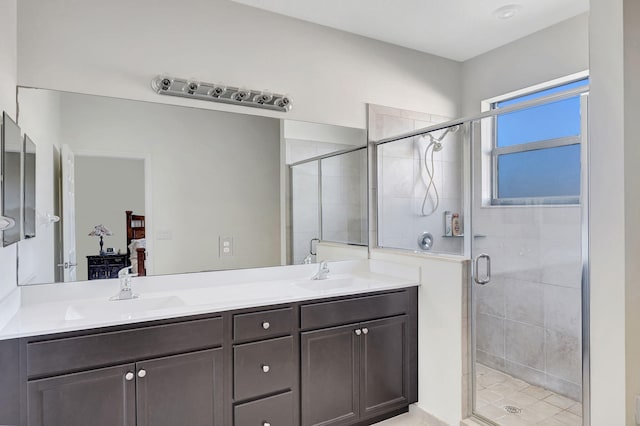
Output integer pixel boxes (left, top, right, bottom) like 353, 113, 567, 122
151, 76, 292, 112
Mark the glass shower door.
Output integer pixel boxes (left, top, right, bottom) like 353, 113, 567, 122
470, 94, 587, 425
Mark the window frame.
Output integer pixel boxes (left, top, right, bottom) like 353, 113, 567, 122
488, 78, 588, 206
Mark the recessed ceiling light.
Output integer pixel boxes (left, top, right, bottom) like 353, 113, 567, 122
493, 4, 523, 20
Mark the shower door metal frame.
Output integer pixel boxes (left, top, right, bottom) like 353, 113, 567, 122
369, 87, 591, 425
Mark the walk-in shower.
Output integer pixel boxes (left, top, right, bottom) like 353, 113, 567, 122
372, 82, 589, 425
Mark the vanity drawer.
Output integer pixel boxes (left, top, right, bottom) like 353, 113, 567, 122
233, 307, 293, 342
233, 336, 294, 401
234, 391, 294, 426
300, 291, 408, 330
27, 317, 223, 378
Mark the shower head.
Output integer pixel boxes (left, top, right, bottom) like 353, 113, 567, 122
424, 124, 461, 149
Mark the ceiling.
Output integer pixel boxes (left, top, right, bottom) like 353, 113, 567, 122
229, 0, 589, 61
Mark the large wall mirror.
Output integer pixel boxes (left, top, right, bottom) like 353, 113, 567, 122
16, 88, 367, 286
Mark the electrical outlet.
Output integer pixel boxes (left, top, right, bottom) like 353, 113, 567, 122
219, 236, 233, 257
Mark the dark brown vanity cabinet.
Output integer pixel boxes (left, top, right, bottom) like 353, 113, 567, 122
25, 317, 224, 426
136, 349, 224, 426
28, 363, 137, 426
232, 307, 297, 426
1, 287, 417, 426
300, 315, 409, 426
28, 349, 224, 426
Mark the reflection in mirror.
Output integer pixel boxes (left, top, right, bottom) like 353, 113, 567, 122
284, 120, 367, 264
2, 112, 22, 247
23, 135, 37, 239
17, 88, 367, 285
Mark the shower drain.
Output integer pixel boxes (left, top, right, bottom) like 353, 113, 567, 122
503, 405, 522, 415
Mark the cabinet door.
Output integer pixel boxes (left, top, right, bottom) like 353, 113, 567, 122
136, 349, 223, 426
28, 363, 136, 426
301, 324, 360, 426
360, 315, 409, 418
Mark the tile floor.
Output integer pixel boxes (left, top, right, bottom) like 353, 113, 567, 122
373, 363, 583, 426
475, 363, 582, 425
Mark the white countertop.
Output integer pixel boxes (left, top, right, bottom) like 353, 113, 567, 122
0, 260, 420, 340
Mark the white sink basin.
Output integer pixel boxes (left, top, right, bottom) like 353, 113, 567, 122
64, 296, 187, 321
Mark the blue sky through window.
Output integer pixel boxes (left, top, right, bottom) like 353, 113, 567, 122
494, 79, 587, 200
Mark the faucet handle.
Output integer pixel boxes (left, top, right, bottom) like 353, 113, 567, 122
118, 266, 138, 279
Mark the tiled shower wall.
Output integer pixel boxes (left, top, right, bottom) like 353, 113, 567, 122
369, 104, 464, 255
321, 150, 368, 246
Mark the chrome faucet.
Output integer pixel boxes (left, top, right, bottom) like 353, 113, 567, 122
311, 260, 330, 280
111, 266, 139, 301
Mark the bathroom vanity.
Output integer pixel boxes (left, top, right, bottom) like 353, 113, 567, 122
0, 260, 419, 426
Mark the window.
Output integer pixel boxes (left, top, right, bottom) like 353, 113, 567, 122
490, 77, 588, 204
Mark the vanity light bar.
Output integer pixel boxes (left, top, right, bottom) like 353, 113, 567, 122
151, 76, 292, 112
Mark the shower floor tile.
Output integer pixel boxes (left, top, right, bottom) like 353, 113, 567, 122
475, 363, 582, 425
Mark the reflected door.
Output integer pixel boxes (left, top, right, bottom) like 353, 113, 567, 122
61, 144, 77, 282
470, 94, 587, 425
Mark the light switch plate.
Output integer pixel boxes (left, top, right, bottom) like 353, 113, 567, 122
219, 236, 233, 257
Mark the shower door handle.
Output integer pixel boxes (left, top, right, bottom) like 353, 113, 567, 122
474, 253, 491, 285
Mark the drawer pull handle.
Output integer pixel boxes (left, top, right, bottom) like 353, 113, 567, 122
261, 364, 270, 373
125, 372, 134, 381
354, 329, 362, 336
262, 321, 270, 330
362, 328, 369, 335
137, 369, 147, 378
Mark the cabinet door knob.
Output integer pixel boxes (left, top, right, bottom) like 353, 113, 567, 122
125, 372, 134, 381
354, 329, 362, 336
262, 321, 270, 330
261, 364, 270, 373
137, 369, 147, 378
362, 328, 369, 335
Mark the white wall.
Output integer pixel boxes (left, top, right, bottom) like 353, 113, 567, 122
623, 2, 640, 423
17, 0, 461, 130
589, 0, 628, 424
461, 13, 589, 115
0, 0, 17, 300
55, 91, 282, 275
74, 156, 145, 281
16, 89, 61, 285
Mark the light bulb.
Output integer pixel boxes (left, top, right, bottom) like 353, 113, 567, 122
184, 82, 199, 95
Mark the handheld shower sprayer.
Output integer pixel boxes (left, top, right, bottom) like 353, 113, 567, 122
420, 125, 460, 217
